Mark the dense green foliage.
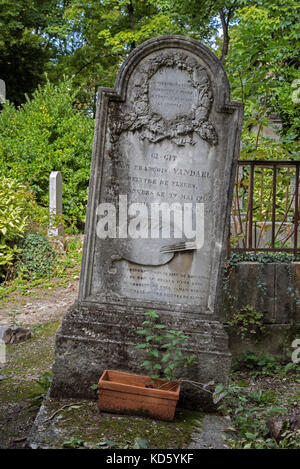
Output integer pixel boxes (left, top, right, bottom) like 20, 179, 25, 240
0, 235, 82, 300
1, 0, 298, 153
226, 305, 265, 341
227, 1, 300, 139
0, 176, 45, 279
215, 352, 300, 449
0, 80, 94, 229
18, 233, 56, 279
0, 0, 66, 106
1, 1, 299, 132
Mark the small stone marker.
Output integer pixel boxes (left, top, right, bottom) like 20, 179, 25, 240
48, 171, 64, 237
0, 79, 5, 103
50, 35, 244, 409
2, 326, 32, 345
0, 327, 6, 364
0, 325, 10, 340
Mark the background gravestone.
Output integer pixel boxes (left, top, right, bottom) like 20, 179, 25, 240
48, 171, 64, 237
50, 36, 244, 409
0, 79, 5, 103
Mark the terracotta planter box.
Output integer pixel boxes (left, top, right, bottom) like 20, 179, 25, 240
98, 370, 180, 421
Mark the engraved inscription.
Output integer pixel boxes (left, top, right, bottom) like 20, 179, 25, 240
120, 263, 208, 305
102, 137, 215, 305
149, 67, 196, 120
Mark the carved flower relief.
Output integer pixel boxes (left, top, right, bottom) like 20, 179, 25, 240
133, 99, 148, 114
194, 106, 209, 121
109, 52, 218, 147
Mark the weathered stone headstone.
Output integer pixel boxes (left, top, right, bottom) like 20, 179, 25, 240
48, 171, 64, 237
50, 36, 243, 409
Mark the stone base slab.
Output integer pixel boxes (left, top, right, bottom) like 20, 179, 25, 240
27, 394, 233, 449
50, 302, 231, 411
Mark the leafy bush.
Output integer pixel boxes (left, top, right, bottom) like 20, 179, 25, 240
233, 351, 300, 379
0, 79, 94, 229
18, 233, 56, 279
215, 369, 300, 449
136, 310, 195, 381
0, 176, 46, 280
232, 351, 283, 377
226, 305, 265, 341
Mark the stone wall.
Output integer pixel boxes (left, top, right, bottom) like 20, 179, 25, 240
220, 262, 300, 357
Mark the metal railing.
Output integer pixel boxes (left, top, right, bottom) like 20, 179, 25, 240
230, 160, 300, 255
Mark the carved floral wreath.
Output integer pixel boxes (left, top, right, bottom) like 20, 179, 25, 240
110, 51, 218, 147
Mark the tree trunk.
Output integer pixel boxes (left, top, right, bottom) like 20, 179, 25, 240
219, 8, 230, 64
128, 0, 136, 50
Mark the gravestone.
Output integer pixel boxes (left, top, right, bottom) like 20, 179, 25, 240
48, 171, 64, 237
50, 36, 244, 409
0, 340, 5, 365
0, 79, 5, 103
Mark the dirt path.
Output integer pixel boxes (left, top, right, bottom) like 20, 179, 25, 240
0, 279, 79, 449
0, 280, 79, 327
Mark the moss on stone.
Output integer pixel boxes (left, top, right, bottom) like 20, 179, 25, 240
0, 321, 60, 447
31, 398, 203, 449
0, 321, 59, 401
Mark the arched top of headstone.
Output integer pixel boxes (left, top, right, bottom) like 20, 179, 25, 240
103, 35, 241, 115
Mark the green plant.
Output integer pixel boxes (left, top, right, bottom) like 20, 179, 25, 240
232, 351, 300, 379
212, 351, 300, 447
132, 437, 148, 449
215, 375, 300, 449
7, 309, 23, 328
63, 437, 85, 449
0, 80, 94, 229
284, 361, 300, 380
226, 305, 265, 341
18, 233, 56, 279
0, 176, 46, 280
136, 311, 195, 382
28, 371, 52, 406
227, 2, 300, 141
30, 322, 50, 334
89, 383, 99, 398
0, 234, 83, 303
62, 437, 118, 449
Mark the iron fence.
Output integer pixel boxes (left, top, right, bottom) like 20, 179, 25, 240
230, 160, 299, 255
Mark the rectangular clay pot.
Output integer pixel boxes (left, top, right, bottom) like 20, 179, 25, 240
98, 370, 180, 421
